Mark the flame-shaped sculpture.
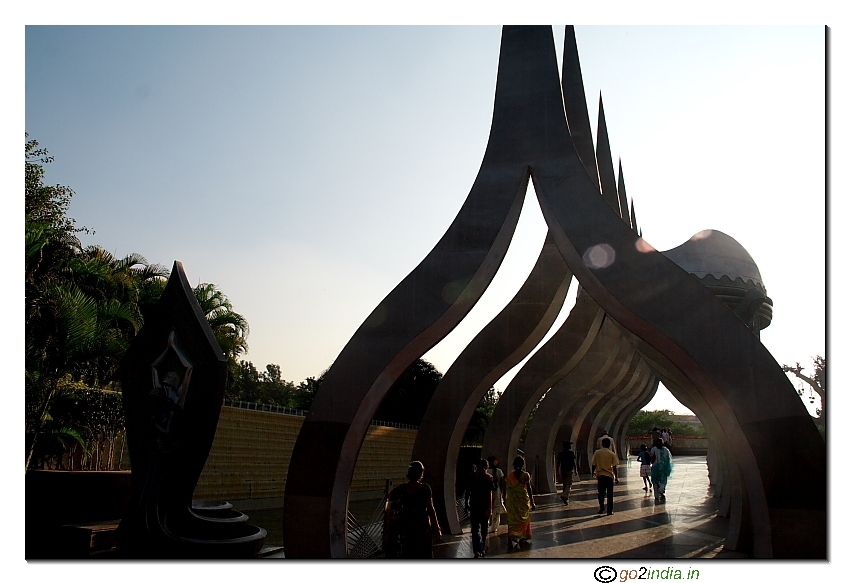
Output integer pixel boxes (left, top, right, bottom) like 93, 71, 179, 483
282, 26, 825, 559
118, 262, 267, 558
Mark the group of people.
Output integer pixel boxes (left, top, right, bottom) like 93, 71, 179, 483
651, 427, 674, 451
464, 456, 536, 556
637, 439, 674, 502
559, 430, 674, 515
385, 455, 538, 559
384, 431, 674, 559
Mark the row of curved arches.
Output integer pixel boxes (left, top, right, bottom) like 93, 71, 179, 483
281, 26, 825, 559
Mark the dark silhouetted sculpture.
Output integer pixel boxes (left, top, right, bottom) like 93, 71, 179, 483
117, 261, 266, 558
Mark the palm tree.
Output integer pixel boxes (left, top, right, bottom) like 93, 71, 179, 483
25, 135, 253, 470
25, 137, 169, 469
193, 283, 249, 359
192, 283, 250, 394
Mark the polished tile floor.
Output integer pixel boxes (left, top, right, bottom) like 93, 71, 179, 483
433, 455, 746, 559
258, 455, 747, 559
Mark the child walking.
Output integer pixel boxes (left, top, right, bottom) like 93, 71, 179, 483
636, 444, 652, 492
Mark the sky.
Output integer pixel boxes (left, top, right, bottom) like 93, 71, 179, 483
10, 5, 847, 577
24, 25, 826, 416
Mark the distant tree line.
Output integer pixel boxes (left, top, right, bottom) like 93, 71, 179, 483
227, 357, 499, 446
226, 361, 325, 411
626, 409, 706, 438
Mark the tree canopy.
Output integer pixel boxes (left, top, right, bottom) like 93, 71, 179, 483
226, 360, 326, 411
783, 355, 825, 425
374, 359, 443, 426
25, 135, 171, 469
626, 409, 706, 438
24, 135, 252, 470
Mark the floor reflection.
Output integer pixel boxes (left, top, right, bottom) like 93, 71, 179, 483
432, 455, 744, 559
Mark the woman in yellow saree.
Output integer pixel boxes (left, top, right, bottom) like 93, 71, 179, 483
504, 456, 536, 549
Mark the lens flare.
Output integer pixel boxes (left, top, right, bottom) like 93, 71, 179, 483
583, 243, 616, 269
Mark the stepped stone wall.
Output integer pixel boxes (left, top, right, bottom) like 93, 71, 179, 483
195, 407, 416, 503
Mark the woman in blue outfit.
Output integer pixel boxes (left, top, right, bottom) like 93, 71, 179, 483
649, 438, 673, 502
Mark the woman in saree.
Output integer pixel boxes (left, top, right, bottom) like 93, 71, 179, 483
649, 438, 673, 503
504, 455, 536, 549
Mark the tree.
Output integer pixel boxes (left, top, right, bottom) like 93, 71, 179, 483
24, 134, 255, 470
227, 360, 262, 402
259, 364, 297, 405
463, 387, 499, 446
783, 355, 825, 425
25, 133, 85, 242
373, 359, 443, 426
225, 359, 330, 411
292, 373, 325, 410
193, 282, 249, 395
24, 135, 149, 470
626, 409, 706, 438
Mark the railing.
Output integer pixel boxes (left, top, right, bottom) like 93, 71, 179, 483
221, 399, 419, 430
455, 498, 471, 527
346, 498, 386, 558
223, 399, 308, 417
369, 419, 419, 431
347, 480, 390, 558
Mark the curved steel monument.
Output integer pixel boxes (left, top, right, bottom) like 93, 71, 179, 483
282, 26, 825, 559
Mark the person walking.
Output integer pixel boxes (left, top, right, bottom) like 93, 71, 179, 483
556, 441, 578, 505
636, 444, 652, 492
464, 459, 494, 558
650, 438, 673, 502
505, 456, 536, 550
651, 426, 662, 445
596, 430, 616, 455
591, 437, 619, 515
486, 456, 506, 533
384, 461, 443, 558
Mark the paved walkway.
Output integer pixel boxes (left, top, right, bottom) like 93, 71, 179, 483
433, 455, 746, 559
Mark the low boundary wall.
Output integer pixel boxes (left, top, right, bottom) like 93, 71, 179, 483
195, 407, 417, 506
626, 436, 708, 456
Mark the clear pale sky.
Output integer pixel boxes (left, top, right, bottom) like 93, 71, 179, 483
25, 26, 825, 416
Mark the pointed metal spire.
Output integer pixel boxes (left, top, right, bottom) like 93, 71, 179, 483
595, 95, 620, 214
617, 159, 632, 229
562, 26, 600, 192
630, 198, 638, 234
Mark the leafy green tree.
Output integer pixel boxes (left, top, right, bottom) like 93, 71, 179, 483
24, 134, 256, 470
226, 360, 327, 411
193, 282, 249, 395
291, 370, 327, 410
259, 364, 297, 405
625, 409, 705, 438
25, 374, 89, 470
227, 360, 262, 402
25, 135, 148, 470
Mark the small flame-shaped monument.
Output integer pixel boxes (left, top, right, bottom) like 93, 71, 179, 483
116, 261, 266, 558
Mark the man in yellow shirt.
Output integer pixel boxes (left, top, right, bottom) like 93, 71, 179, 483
591, 437, 620, 515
